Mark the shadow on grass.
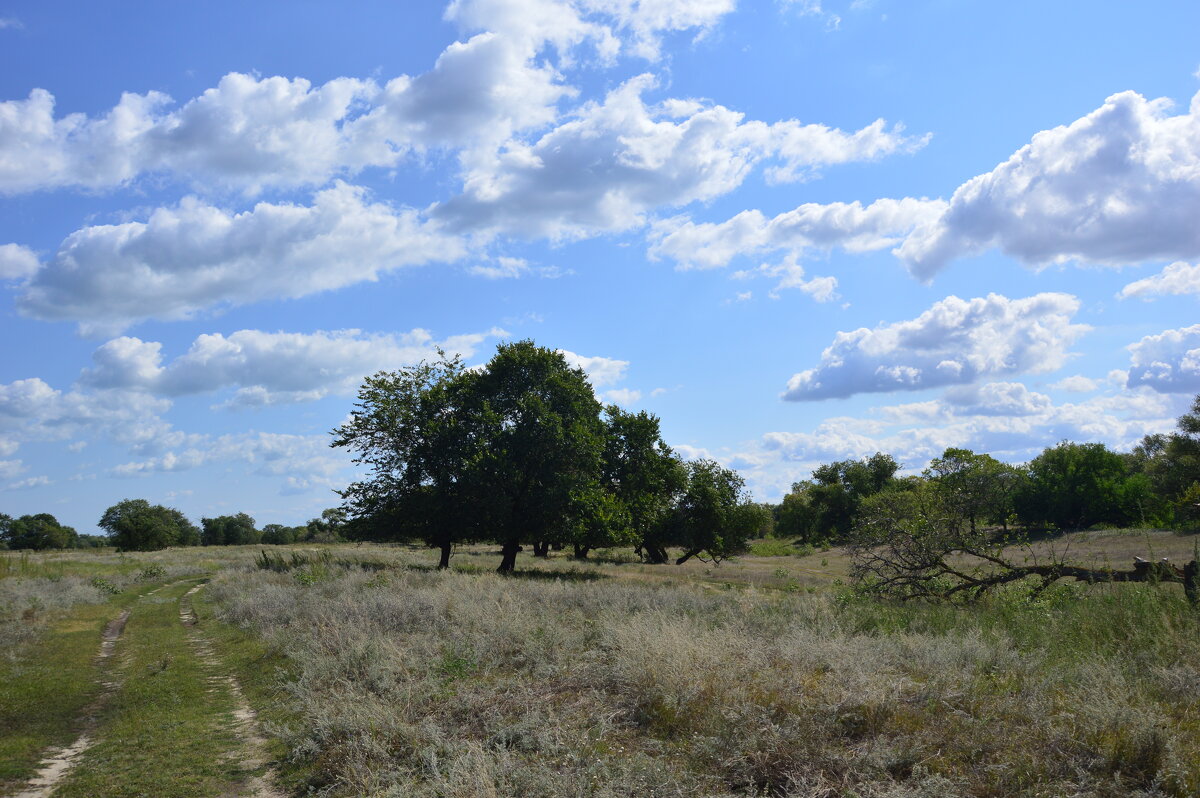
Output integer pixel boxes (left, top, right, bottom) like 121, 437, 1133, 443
405, 561, 607, 581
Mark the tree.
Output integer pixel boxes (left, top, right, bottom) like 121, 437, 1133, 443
1014, 441, 1143, 530
925, 448, 1023, 534
99, 499, 194, 551
670, 459, 767, 565
2, 513, 77, 550
598, 406, 685, 563
460, 341, 605, 572
200, 513, 258, 546
260, 524, 298, 545
797, 453, 900, 542
1133, 394, 1200, 527
333, 353, 477, 567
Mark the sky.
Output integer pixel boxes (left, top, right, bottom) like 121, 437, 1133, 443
2, 0, 1200, 533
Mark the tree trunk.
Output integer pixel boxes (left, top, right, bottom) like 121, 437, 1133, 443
1185, 560, 1199, 606
573, 544, 590, 559
532, 540, 550, 557
644, 544, 669, 564
438, 540, 452, 570
676, 548, 702, 565
498, 540, 522, 573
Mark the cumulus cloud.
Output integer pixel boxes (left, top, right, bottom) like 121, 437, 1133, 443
734, 384, 1185, 498
782, 293, 1089, 401
1118, 261, 1200, 300
1126, 324, 1200, 393
0, 377, 175, 453
1052, 375, 1100, 393
897, 89, 1200, 279
80, 327, 507, 404
649, 197, 945, 270
435, 73, 923, 238
18, 183, 465, 334
558, 349, 629, 386
111, 432, 349, 492
602, 387, 642, 405
0, 243, 40, 280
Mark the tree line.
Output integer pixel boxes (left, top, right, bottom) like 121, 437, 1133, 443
774, 393, 1200, 547
0, 501, 347, 552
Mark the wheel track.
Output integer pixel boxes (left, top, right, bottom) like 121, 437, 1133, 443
8, 581, 176, 798
179, 583, 284, 798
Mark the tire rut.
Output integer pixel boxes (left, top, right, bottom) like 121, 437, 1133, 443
9, 581, 177, 798
179, 583, 284, 798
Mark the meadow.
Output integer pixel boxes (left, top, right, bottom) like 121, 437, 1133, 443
3, 533, 1200, 797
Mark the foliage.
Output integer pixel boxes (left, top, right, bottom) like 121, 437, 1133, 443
669, 459, 768, 565
98, 499, 198, 552
200, 513, 258, 546
1014, 441, 1148, 530
780, 453, 900, 543
1, 513, 77, 550
597, 406, 685, 563
924, 447, 1023, 532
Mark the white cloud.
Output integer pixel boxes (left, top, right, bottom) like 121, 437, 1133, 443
1118, 261, 1200, 300
0, 378, 175, 453
80, 327, 508, 404
649, 197, 945, 270
897, 89, 1200, 279
1052, 375, 1099, 393
5, 475, 50, 491
558, 349, 629, 386
0, 459, 25, 479
435, 73, 923, 239
18, 182, 466, 334
602, 387, 642, 405
111, 432, 349, 493
782, 293, 1089, 401
1126, 324, 1200, 393
0, 244, 40, 280
0, 18, 22, 29
734, 384, 1185, 498
757, 255, 838, 300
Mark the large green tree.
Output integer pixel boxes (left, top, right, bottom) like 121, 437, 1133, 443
333, 353, 477, 567
99, 499, 196, 551
925, 447, 1023, 534
790, 453, 900, 542
461, 341, 605, 572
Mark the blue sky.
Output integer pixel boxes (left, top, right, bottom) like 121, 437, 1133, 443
2, 0, 1200, 533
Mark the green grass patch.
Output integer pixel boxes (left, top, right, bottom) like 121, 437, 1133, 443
749, 538, 815, 557
0, 582, 164, 791
54, 580, 247, 798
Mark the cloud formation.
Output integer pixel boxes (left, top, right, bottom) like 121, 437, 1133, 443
435, 74, 922, 239
782, 293, 1088, 401
18, 183, 465, 334
1126, 324, 1200, 393
650, 197, 944, 270
1118, 261, 1200, 300
80, 327, 507, 406
897, 89, 1200, 279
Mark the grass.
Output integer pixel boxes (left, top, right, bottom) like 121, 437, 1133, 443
53, 579, 248, 798
4, 535, 1200, 796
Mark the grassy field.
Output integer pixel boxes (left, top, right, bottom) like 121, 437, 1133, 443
3, 533, 1200, 797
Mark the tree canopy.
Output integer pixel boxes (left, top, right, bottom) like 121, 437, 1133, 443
99, 500, 198, 551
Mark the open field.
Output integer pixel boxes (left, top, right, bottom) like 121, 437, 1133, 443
3, 533, 1200, 797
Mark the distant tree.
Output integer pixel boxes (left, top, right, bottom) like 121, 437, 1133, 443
671, 459, 767, 565
2, 513, 77, 550
598, 406, 686, 563
925, 447, 1023, 534
99, 499, 193, 551
260, 524, 298, 545
0, 513, 10, 549
804, 453, 901, 541
200, 513, 258, 546
304, 508, 347, 542
1133, 394, 1200, 527
775, 482, 816, 542
1014, 442, 1144, 530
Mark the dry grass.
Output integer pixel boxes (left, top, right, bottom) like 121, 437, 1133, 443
204, 536, 1200, 797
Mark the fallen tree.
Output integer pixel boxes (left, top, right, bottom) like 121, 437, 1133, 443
849, 484, 1200, 604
